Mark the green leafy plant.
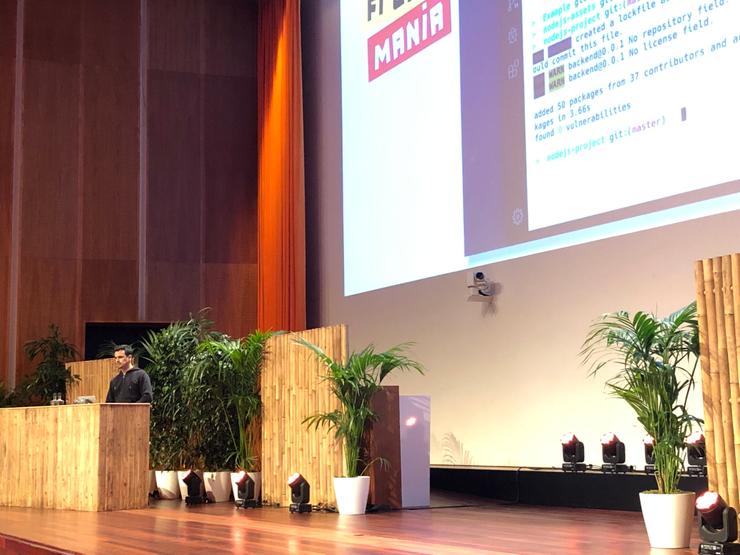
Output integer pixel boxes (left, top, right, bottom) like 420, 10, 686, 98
23, 324, 79, 405
182, 340, 235, 471
142, 314, 217, 470
296, 337, 424, 478
581, 301, 701, 494
190, 330, 274, 471
0, 381, 15, 408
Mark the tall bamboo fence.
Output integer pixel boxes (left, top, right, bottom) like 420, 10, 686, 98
695, 254, 740, 515
261, 325, 346, 507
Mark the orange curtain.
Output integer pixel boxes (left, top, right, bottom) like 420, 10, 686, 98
257, 0, 306, 332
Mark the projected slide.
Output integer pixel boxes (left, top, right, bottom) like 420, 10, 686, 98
341, 0, 740, 296
523, 0, 739, 230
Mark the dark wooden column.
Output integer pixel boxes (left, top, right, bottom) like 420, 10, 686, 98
366, 385, 402, 509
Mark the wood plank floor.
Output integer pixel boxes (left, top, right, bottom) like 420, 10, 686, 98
0, 494, 701, 554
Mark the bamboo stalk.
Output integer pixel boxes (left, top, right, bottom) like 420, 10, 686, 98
730, 254, 740, 531
704, 258, 727, 497
696, 259, 716, 491
715, 257, 738, 509
722, 257, 740, 514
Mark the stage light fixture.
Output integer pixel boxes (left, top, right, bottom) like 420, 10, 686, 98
600, 432, 629, 473
697, 491, 740, 554
687, 431, 708, 477
287, 473, 312, 513
235, 471, 257, 509
643, 435, 655, 475
560, 432, 586, 472
182, 470, 205, 506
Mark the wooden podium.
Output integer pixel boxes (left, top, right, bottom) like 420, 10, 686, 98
0, 403, 150, 511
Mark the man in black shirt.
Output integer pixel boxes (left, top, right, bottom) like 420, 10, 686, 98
105, 344, 153, 404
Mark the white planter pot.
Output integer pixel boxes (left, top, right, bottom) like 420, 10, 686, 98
154, 470, 180, 500
333, 476, 370, 515
204, 471, 232, 502
639, 491, 695, 548
231, 471, 262, 503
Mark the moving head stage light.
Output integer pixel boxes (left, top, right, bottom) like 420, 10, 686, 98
288, 473, 311, 514
560, 432, 586, 472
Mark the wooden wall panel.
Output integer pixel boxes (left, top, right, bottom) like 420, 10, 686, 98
81, 0, 140, 69
21, 60, 79, 260
146, 261, 201, 322
202, 62, 258, 332
79, 2, 140, 326
200, 0, 258, 336
149, 0, 201, 73
262, 325, 346, 507
24, 0, 81, 64
80, 260, 138, 323
147, 70, 202, 321
0, 0, 16, 59
81, 66, 139, 261
4, 0, 259, 386
204, 263, 257, 338
17, 258, 80, 377
204, 76, 256, 264
147, 71, 201, 264
17, 57, 81, 382
204, 0, 255, 77
0, 0, 14, 384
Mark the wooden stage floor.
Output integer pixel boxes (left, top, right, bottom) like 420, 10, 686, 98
0, 492, 700, 554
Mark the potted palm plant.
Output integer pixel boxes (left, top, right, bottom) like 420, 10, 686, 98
296, 337, 423, 515
190, 330, 273, 503
581, 301, 701, 549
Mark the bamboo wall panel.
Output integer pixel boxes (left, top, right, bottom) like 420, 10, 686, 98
695, 254, 740, 514
66, 359, 118, 403
261, 325, 346, 507
0, 403, 149, 511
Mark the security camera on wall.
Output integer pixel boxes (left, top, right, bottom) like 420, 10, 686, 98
467, 271, 494, 302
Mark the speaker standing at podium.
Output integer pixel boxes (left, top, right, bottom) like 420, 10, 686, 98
105, 344, 153, 403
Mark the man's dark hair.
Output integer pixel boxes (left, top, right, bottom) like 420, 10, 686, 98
113, 344, 134, 357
